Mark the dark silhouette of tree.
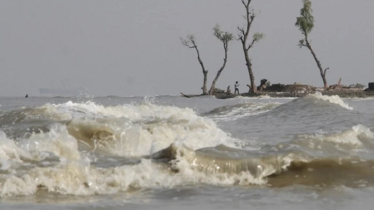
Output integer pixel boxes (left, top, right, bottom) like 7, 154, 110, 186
296, 0, 329, 88
238, 0, 264, 93
208, 25, 233, 95
181, 25, 233, 95
181, 34, 209, 95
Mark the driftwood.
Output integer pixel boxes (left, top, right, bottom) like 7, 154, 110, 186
180, 92, 191, 98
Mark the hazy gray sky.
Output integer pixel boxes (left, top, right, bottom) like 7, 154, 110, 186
1, 0, 373, 97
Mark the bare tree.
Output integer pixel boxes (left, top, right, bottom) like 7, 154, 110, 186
181, 35, 209, 95
208, 25, 234, 95
238, 0, 264, 93
296, 0, 328, 89
181, 25, 233, 95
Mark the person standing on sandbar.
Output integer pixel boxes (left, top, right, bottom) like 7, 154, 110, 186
234, 81, 240, 94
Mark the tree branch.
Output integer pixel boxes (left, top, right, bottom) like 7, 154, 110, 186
247, 39, 256, 51
180, 37, 196, 49
237, 27, 245, 35
324, 67, 329, 77
241, 0, 251, 8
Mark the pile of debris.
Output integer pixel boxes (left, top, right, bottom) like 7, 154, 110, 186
263, 82, 316, 96
365, 82, 374, 91
205, 80, 374, 99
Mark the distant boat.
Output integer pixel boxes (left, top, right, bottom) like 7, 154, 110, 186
39, 88, 78, 96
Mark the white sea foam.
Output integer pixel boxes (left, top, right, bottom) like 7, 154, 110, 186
0, 151, 262, 197
0, 131, 29, 162
9, 99, 369, 197
37, 101, 241, 157
2, 123, 371, 197
171, 143, 272, 185
324, 125, 374, 145
296, 125, 374, 146
0, 124, 82, 164
0, 143, 290, 197
20, 124, 82, 161
0, 159, 159, 196
2, 100, 242, 160
310, 92, 353, 110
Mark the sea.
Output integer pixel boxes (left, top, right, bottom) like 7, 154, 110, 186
0, 93, 374, 210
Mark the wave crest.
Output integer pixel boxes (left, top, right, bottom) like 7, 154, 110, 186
307, 92, 353, 110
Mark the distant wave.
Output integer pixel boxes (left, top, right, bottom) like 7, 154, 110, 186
96, 94, 180, 99
309, 92, 353, 110
202, 102, 280, 121
261, 92, 353, 119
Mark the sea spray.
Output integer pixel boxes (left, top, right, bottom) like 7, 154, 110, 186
0, 131, 29, 162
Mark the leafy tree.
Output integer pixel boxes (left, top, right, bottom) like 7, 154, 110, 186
181, 25, 233, 95
238, 0, 264, 93
296, 0, 329, 88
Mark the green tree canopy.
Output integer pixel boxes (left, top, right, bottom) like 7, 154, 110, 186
213, 25, 233, 43
295, 0, 314, 35
295, 0, 328, 89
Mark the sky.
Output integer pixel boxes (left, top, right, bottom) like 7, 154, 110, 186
0, 0, 373, 97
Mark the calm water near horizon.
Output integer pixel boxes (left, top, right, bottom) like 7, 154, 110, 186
0, 94, 374, 210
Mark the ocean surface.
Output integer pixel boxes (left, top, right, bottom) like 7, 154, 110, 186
0, 93, 374, 210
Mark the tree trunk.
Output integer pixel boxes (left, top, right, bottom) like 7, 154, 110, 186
305, 39, 328, 89
238, 0, 257, 93
202, 70, 208, 95
195, 47, 209, 95
209, 57, 227, 95
245, 50, 256, 93
241, 41, 256, 93
209, 43, 229, 95
208, 25, 233, 95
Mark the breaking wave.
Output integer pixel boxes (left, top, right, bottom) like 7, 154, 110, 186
262, 92, 353, 119
0, 122, 374, 197
0, 98, 373, 197
309, 92, 353, 110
